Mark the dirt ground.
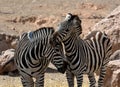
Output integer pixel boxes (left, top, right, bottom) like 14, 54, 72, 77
0, 0, 120, 87
0, 64, 92, 87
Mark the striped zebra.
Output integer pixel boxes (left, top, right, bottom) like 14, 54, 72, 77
14, 27, 67, 87
50, 13, 112, 87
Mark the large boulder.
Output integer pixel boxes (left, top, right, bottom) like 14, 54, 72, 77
110, 50, 120, 61
0, 49, 17, 75
104, 59, 120, 87
91, 6, 120, 53
95, 50, 120, 86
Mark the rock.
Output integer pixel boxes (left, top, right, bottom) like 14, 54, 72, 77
80, 3, 104, 10
6, 15, 59, 28
0, 49, 17, 75
110, 50, 120, 61
11, 39, 18, 49
7, 16, 37, 24
35, 18, 47, 26
0, 34, 18, 52
91, 6, 120, 53
104, 59, 120, 87
35, 15, 59, 27
112, 69, 120, 87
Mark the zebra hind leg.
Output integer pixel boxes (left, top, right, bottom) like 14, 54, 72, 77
66, 70, 74, 87
88, 73, 96, 87
35, 73, 44, 87
76, 73, 84, 87
98, 64, 107, 87
20, 73, 34, 87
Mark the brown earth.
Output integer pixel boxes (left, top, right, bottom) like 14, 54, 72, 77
0, 0, 120, 87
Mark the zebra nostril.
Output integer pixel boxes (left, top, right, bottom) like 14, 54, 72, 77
65, 28, 69, 32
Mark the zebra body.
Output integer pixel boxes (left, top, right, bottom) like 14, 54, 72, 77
64, 31, 111, 74
15, 27, 67, 87
51, 13, 112, 87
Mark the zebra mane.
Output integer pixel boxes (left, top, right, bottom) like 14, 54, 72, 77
27, 27, 55, 42
84, 30, 101, 40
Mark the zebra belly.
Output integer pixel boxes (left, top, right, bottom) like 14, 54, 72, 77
85, 60, 102, 74
67, 64, 86, 75
18, 58, 50, 77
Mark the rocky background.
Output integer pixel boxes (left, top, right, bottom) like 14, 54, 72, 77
0, 0, 120, 87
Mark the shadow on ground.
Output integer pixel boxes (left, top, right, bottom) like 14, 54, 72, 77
0, 67, 59, 77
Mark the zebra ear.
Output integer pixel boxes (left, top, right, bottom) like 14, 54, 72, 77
65, 13, 72, 21
73, 16, 82, 24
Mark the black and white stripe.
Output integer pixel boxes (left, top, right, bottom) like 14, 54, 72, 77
14, 27, 67, 87
51, 13, 112, 87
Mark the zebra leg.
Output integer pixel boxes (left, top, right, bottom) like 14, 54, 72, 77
88, 73, 96, 87
66, 70, 74, 87
20, 73, 34, 87
35, 73, 44, 87
98, 65, 107, 87
76, 73, 83, 87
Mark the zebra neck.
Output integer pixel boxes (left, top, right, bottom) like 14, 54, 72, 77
63, 36, 87, 69
63, 36, 85, 59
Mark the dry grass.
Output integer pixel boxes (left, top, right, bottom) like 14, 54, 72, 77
0, 75, 22, 87
0, 74, 91, 87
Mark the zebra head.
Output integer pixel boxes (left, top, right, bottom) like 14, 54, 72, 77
50, 33, 68, 74
50, 13, 82, 46
54, 13, 82, 42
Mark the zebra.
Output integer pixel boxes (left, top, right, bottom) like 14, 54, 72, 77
14, 27, 67, 87
50, 13, 112, 87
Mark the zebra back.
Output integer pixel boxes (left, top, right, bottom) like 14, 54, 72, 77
19, 27, 54, 42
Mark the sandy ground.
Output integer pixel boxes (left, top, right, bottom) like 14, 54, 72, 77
0, 0, 120, 87
0, 64, 91, 87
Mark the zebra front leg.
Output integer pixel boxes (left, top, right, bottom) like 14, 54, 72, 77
20, 72, 34, 87
66, 70, 74, 87
88, 73, 96, 87
76, 73, 83, 87
35, 73, 45, 87
98, 65, 107, 87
